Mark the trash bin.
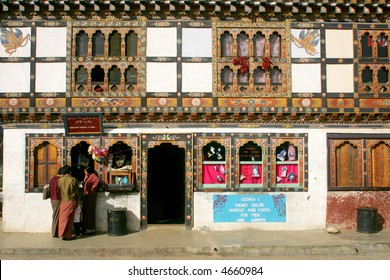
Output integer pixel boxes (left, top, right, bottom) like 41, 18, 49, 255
107, 209, 127, 236
357, 207, 378, 233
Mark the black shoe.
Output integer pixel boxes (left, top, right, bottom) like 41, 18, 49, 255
62, 237, 74, 241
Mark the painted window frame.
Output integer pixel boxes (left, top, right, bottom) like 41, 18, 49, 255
25, 134, 139, 193
328, 133, 390, 191
195, 133, 308, 192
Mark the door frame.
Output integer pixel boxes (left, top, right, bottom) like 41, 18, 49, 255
140, 133, 193, 230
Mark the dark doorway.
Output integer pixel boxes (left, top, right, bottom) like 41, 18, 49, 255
147, 143, 185, 224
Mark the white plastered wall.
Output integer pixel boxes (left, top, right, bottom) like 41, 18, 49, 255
2, 128, 140, 233
3, 126, 389, 232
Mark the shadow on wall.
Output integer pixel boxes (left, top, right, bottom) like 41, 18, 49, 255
326, 191, 389, 231
96, 193, 140, 233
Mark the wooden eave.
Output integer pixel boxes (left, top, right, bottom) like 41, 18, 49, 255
1, 111, 389, 126
1, 0, 389, 21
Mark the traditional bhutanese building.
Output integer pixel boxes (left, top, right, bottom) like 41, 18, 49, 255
0, 0, 389, 233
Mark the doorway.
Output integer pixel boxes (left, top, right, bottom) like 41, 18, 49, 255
147, 143, 185, 225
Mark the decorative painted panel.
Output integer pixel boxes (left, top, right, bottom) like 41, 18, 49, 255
270, 135, 307, 191
26, 135, 64, 192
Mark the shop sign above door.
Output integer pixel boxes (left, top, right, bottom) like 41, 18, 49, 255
63, 113, 103, 136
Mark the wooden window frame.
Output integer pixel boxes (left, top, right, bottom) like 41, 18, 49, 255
328, 133, 390, 191
71, 25, 143, 94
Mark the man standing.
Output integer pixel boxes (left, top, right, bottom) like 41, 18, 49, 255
58, 165, 80, 241
49, 166, 64, 237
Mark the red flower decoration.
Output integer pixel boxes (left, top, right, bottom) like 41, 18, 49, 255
262, 57, 272, 71
232, 56, 249, 73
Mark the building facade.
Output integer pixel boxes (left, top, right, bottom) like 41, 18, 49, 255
1, 1, 389, 233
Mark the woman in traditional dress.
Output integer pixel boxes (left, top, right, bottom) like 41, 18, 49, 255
58, 165, 80, 241
82, 166, 100, 235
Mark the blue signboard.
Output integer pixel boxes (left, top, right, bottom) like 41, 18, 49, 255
213, 194, 286, 223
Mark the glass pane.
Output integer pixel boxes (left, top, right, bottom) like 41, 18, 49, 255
109, 66, 121, 84
92, 31, 104, 57
221, 67, 233, 85
253, 32, 265, 57
125, 66, 137, 84
237, 32, 249, 57
362, 67, 373, 83
75, 67, 88, 84
76, 31, 88, 57
361, 33, 372, 58
378, 67, 388, 84
270, 67, 282, 84
126, 31, 138, 57
238, 71, 249, 85
221, 32, 233, 57
270, 33, 281, 57
377, 34, 388, 58
109, 31, 121, 57
253, 67, 265, 84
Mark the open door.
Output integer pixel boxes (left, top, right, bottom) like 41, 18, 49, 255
147, 143, 185, 224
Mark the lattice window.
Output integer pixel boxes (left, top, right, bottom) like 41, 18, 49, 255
215, 22, 290, 97
71, 25, 143, 94
358, 29, 390, 94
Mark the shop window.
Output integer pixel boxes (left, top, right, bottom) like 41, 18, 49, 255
275, 142, 299, 187
34, 142, 58, 188
201, 141, 227, 188
92, 31, 105, 57
107, 141, 133, 185
109, 31, 121, 57
76, 31, 88, 57
125, 31, 138, 57
70, 141, 93, 182
238, 141, 263, 188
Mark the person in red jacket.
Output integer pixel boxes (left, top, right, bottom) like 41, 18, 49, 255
82, 166, 101, 235
49, 166, 64, 237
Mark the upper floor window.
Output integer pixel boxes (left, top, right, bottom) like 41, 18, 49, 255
216, 23, 289, 97
92, 31, 105, 57
358, 29, 389, 94
71, 25, 143, 94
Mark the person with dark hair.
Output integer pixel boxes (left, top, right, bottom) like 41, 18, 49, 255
49, 166, 64, 237
58, 165, 80, 241
82, 166, 100, 235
